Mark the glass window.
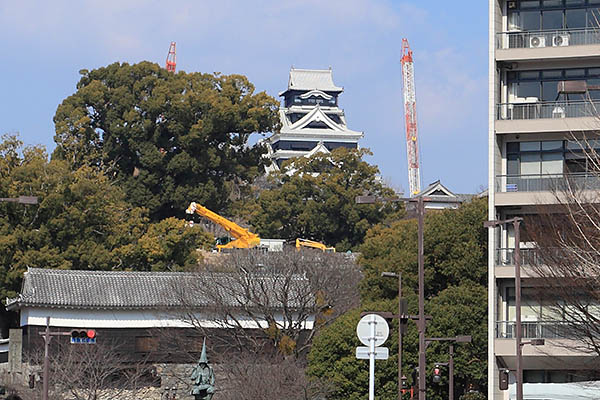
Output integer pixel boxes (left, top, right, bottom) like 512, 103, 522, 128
588, 68, 600, 76
521, 141, 541, 151
543, 0, 562, 6
590, 0, 600, 4
522, 10, 542, 30
522, 153, 542, 174
508, 154, 520, 175
542, 10, 563, 29
517, 81, 541, 98
507, 142, 520, 153
521, 1, 541, 9
542, 140, 563, 150
588, 9, 600, 28
565, 69, 585, 77
542, 152, 563, 174
565, 0, 584, 5
566, 8, 586, 28
542, 81, 559, 101
520, 71, 540, 79
542, 70, 563, 78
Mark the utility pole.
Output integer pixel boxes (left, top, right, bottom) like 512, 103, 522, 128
39, 317, 72, 400
356, 195, 429, 400
381, 271, 407, 400
484, 217, 523, 400
417, 196, 426, 400
426, 336, 472, 400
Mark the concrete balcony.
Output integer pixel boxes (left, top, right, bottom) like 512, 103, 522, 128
494, 248, 539, 278
496, 29, 600, 62
496, 101, 600, 134
494, 173, 600, 206
495, 321, 598, 369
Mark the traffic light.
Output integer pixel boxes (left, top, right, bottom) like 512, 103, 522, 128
499, 369, 509, 391
411, 367, 419, 389
433, 364, 442, 383
70, 329, 96, 344
401, 375, 408, 390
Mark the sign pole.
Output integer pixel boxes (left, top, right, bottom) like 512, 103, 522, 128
369, 315, 376, 400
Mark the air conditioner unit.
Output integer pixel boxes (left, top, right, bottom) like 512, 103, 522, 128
552, 106, 566, 118
553, 34, 569, 47
530, 35, 546, 48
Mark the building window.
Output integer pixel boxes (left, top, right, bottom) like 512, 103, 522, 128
507, 67, 600, 102
507, 0, 600, 31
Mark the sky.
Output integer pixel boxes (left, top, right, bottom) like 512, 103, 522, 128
0, 0, 488, 195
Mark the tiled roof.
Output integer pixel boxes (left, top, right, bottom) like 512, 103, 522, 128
6, 268, 308, 310
286, 68, 343, 93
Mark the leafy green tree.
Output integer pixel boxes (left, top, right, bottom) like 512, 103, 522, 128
248, 148, 402, 251
359, 197, 488, 301
53, 62, 280, 220
0, 134, 212, 336
308, 197, 489, 399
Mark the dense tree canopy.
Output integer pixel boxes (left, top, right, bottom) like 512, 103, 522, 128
247, 148, 402, 251
358, 197, 488, 301
53, 62, 280, 220
0, 134, 212, 336
308, 197, 489, 399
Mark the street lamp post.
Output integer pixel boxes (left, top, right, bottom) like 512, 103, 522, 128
381, 271, 407, 400
357, 195, 428, 400
426, 336, 472, 400
484, 217, 523, 400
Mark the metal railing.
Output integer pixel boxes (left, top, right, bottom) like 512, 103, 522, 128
495, 173, 600, 192
496, 28, 600, 49
495, 248, 540, 267
496, 321, 574, 339
496, 100, 600, 120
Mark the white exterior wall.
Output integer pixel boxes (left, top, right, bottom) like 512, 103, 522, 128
20, 307, 315, 330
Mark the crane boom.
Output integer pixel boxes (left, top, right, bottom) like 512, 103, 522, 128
295, 238, 335, 253
166, 42, 176, 72
401, 38, 421, 196
186, 202, 260, 251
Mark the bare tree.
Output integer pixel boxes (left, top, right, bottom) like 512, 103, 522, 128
525, 134, 600, 358
215, 353, 332, 400
170, 248, 361, 358
29, 341, 155, 400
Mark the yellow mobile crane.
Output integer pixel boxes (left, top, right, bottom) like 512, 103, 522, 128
295, 238, 336, 253
186, 202, 261, 251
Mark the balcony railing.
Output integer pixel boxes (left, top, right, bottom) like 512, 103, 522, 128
496, 28, 600, 50
496, 321, 574, 339
495, 173, 600, 193
495, 248, 539, 267
496, 100, 600, 120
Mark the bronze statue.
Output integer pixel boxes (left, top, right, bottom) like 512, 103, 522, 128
190, 338, 215, 400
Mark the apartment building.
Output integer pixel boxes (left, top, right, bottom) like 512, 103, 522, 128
489, 1, 600, 398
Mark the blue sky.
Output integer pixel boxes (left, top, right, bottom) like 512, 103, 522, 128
0, 0, 488, 194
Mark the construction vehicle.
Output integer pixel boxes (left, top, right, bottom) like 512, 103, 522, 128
186, 202, 285, 252
186, 202, 261, 251
295, 238, 335, 253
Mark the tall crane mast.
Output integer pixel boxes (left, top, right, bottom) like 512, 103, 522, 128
166, 42, 176, 72
400, 38, 421, 196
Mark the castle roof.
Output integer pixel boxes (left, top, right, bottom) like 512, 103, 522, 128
279, 68, 343, 96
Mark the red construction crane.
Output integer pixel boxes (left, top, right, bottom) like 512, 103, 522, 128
166, 42, 176, 72
400, 38, 421, 196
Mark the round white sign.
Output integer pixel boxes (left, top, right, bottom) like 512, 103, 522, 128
356, 314, 389, 347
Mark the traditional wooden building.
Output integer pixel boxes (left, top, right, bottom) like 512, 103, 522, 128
263, 67, 364, 172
